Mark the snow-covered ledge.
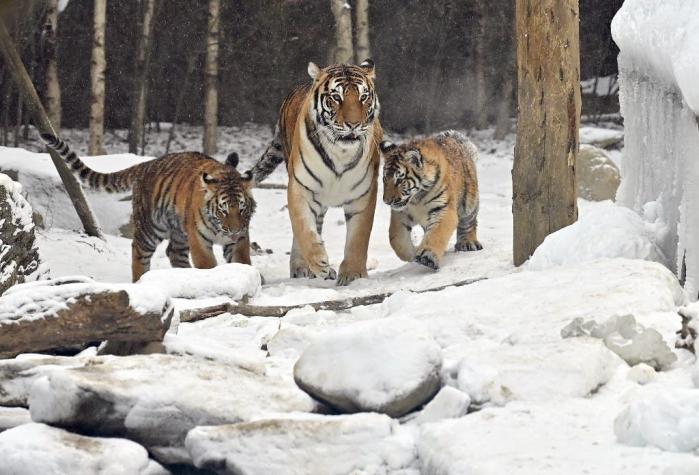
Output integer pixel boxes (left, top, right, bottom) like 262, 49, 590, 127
612, 0, 699, 296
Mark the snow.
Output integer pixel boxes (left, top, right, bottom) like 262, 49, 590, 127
612, 0, 699, 294
137, 263, 261, 300
293, 317, 442, 417
527, 201, 665, 271
615, 389, 699, 452
0, 423, 169, 475
0, 123, 696, 473
185, 413, 416, 475
0, 406, 31, 431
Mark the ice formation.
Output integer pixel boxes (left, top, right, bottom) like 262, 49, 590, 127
612, 0, 699, 296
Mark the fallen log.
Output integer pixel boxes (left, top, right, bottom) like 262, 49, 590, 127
0, 283, 172, 359
180, 277, 486, 323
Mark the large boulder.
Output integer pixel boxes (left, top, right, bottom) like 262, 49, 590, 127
185, 413, 416, 475
576, 144, 621, 201
294, 317, 443, 417
0, 407, 30, 432
0, 173, 41, 295
0, 423, 170, 475
27, 354, 315, 464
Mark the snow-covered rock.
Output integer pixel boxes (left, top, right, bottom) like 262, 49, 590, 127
185, 413, 416, 475
0, 173, 42, 295
612, 0, 699, 293
27, 354, 315, 464
561, 314, 677, 370
576, 145, 620, 201
294, 317, 442, 417
0, 355, 89, 407
0, 406, 30, 432
0, 279, 172, 358
138, 263, 261, 300
527, 202, 664, 271
615, 389, 699, 452
409, 386, 471, 425
579, 126, 624, 149
0, 423, 170, 475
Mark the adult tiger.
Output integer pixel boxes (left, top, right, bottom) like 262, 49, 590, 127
246, 60, 382, 285
40, 133, 255, 282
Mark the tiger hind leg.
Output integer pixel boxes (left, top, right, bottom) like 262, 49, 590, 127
131, 231, 162, 282
455, 201, 483, 252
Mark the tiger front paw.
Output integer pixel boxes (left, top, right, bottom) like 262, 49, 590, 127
455, 239, 483, 252
414, 247, 440, 271
337, 261, 368, 286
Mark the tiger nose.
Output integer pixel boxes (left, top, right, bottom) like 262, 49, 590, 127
346, 121, 360, 130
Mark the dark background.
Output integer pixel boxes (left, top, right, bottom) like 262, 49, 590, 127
3, 0, 624, 134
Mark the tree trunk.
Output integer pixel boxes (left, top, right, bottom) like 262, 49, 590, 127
354, 0, 370, 63
128, 0, 157, 155
473, 0, 489, 130
202, 0, 220, 156
45, 0, 62, 131
88, 0, 107, 156
512, 0, 580, 266
330, 0, 353, 64
0, 21, 103, 238
165, 50, 197, 154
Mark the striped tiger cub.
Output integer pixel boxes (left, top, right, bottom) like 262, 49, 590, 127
40, 134, 256, 282
380, 130, 482, 270
245, 60, 382, 285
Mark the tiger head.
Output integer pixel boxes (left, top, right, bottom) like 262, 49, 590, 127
307, 59, 379, 142
201, 163, 256, 240
380, 141, 435, 210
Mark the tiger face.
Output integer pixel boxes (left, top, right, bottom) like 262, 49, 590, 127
201, 171, 256, 241
308, 59, 379, 142
380, 141, 428, 211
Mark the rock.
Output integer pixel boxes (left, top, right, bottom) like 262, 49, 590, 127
0, 355, 89, 406
294, 317, 442, 417
579, 126, 624, 149
409, 386, 471, 425
185, 413, 416, 475
614, 389, 699, 452
0, 406, 31, 432
138, 263, 261, 300
0, 423, 170, 475
0, 279, 173, 359
676, 303, 699, 353
119, 218, 135, 239
576, 144, 621, 201
561, 314, 677, 370
28, 354, 315, 464
0, 173, 41, 295
627, 363, 656, 385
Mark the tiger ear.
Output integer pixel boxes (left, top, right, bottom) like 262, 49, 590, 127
360, 59, 375, 79
241, 172, 255, 189
308, 62, 321, 81
380, 140, 396, 153
406, 149, 423, 168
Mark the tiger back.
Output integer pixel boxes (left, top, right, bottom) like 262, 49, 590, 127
40, 134, 256, 281
380, 130, 482, 270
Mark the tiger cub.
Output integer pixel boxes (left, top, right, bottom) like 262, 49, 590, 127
40, 134, 256, 282
380, 130, 482, 270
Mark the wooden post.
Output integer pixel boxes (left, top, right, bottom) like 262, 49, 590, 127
0, 21, 103, 238
512, 0, 580, 266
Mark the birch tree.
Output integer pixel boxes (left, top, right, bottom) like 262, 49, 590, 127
354, 0, 370, 63
203, 0, 219, 156
330, 0, 353, 64
44, 0, 61, 131
88, 0, 107, 155
512, 0, 581, 265
128, 0, 157, 154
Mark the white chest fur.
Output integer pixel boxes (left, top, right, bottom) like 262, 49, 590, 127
294, 123, 374, 208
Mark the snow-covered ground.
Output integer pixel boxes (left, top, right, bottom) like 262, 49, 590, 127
1, 123, 697, 474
